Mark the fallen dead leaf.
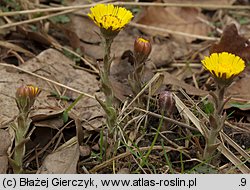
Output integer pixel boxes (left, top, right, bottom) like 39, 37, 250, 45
210, 24, 250, 62
225, 75, 250, 110
0, 129, 11, 174
16, 26, 57, 48
163, 72, 208, 96
70, 15, 100, 45
37, 137, 79, 174
32, 118, 64, 129
0, 48, 103, 130
149, 40, 173, 68
136, 1, 211, 42
30, 108, 64, 122
0, 40, 35, 57
79, 145, 91, 157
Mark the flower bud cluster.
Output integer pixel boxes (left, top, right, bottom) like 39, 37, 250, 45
16, 85, 40, 113
134, 37, 152, 64
158, 91, 175, 116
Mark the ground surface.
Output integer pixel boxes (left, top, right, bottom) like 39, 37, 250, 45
0, 0, 249, 174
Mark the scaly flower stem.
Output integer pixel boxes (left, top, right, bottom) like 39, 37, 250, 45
99, 37, 117, 131
203, 85, 226, 161
102, 37, 113, 106
13, 112, 30, 174
132, 63, 145, 106
217, 85, 225, 115
104, 38, 112, 75
134, 63, 144, 92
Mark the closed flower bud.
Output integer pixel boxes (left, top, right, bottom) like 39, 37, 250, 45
16, 85, 40, 113
134, 37, 152, 64
158, 91, 175, 116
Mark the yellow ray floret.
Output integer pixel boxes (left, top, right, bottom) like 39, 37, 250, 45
201, 52, 245, 79
27, 85, 40, 97
88, 4, 133, 31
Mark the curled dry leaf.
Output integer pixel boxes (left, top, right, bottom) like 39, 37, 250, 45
0, 48, 103, 130
0, 40, 35, 57
37, 137, 79, 174
79, 145, 91, 157
136, 2, 210, 42
30, 108, 64, 122
226, 75, 250, 110
0, 129, 11, 174
210, 23, 250, 62
30, 108, 65, 130
17, 26, 57, 48
163, 72, 208, 96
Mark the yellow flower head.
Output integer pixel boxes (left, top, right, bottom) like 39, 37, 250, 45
88, 4, 133, 34
201, 52, 245, 84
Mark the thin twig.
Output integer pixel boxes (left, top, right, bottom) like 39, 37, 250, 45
0, 9, 74, 29
0, 0, 112, 17
115, 2, 250, 10
129, 22, 219, 41
1, 2, 250, 17
134, 107, 199, 132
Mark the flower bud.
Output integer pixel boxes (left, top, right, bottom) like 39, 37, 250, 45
158, 91, 175, 116
134, 37, 152, 64
16, 85, 40, 113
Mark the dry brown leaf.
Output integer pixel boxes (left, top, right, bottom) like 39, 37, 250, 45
149, 41, 173, 68
136, 3, 210, 42
225, 75, 250, 110
227, 76, 250, 99
30, 108, 64, 121
163, 72, 208, 96
30, 108, 65, 129
17, 26, 57, 47
0, 48, 103, 130
0, 40, 35, 57
79, 145, 91, 157
210, 24, 250, 62
37, 137, 79, 174
70, 15, 100, 45
0, 129, 11, 174
33, 118, 64, 129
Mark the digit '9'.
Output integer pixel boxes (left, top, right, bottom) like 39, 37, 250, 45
241, 178, 246, 186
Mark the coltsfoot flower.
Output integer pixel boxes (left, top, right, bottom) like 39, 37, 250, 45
201, 52, 245, 85
134, 37, 152, 64
88, 4, 133, 38
16, 85, 40, 113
